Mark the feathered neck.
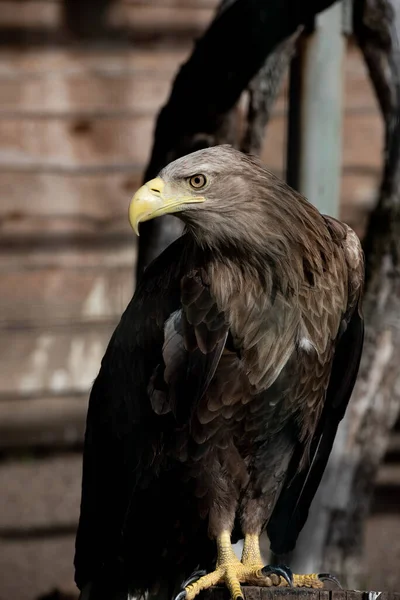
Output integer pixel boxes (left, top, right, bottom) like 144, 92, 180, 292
183, 188, 334, 297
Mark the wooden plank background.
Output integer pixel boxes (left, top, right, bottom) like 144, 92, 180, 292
0, 1, 398, 599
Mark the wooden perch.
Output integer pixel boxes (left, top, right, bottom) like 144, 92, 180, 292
199, 589, 400, 600
33, 588, 400, 600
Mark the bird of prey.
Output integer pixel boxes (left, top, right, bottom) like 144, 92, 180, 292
75, 146, 364, 600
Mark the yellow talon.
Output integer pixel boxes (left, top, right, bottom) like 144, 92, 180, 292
240, 533, 324, 589
184, 532, 243, 600
185, 569, 223, 600
184, 531, 290, 600
182, 531, 324, 600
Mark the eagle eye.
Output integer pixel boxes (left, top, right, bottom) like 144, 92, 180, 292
189, 174, 207, 189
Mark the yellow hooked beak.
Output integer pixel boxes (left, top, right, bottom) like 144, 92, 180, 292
129, 177, 206, 235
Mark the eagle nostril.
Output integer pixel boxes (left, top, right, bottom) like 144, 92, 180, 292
150, 188, 161, 194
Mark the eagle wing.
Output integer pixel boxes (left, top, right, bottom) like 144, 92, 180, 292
74, 236, 228, 595
74, 236, 186, 594
267, 218, 364, 555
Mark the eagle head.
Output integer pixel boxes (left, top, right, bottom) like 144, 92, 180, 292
129, 146, 278, 242
129, 145, 325, 256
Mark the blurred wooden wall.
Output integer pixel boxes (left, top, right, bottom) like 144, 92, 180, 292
0, 0, 216, 453
0, 1, 399, 599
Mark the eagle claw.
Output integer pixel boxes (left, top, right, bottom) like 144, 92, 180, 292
182, 571, 208, 589
261, 564, 293, 586
175, 571, 208, 600
317, 573, 342, 588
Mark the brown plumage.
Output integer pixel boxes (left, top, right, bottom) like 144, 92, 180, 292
75, 146, 364, 600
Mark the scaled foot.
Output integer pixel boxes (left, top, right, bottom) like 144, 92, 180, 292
180, 559, 291, 600
242, 533, 324, 589
176, 532, 332, 600
176, 532, 293, 600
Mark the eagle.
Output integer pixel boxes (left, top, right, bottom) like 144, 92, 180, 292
75, 146, 364, 600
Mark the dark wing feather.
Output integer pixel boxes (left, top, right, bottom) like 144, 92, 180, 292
74, 236, 192, 595
160, 269, 229, 423
267, 222, 364, 556
267, 304, 364, 555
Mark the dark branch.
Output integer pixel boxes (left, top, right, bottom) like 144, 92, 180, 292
354, 0, 400, 285
241, 30, 301, 155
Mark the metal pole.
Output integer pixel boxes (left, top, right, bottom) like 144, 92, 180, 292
286, 1, 347, 218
